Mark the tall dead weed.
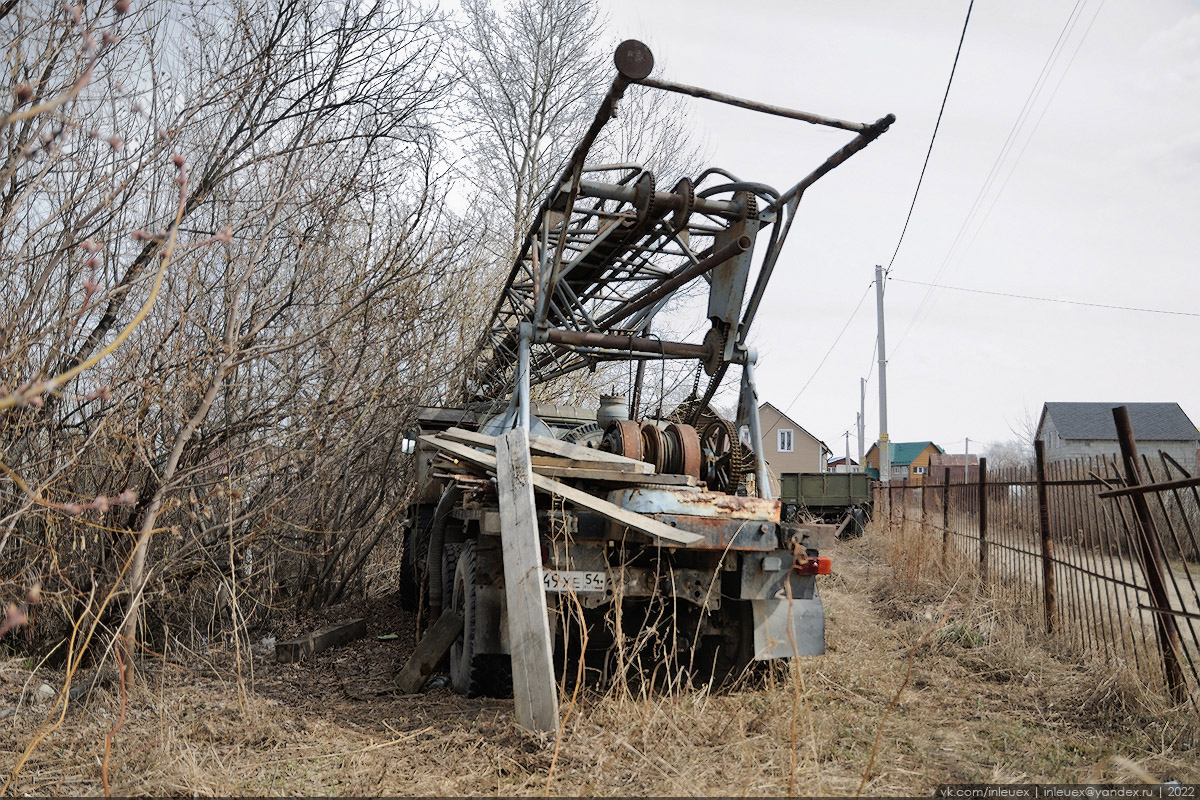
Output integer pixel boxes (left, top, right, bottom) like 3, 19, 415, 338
2, 515, 1197, 795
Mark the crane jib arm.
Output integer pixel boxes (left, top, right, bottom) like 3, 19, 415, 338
465, 39, 893, 405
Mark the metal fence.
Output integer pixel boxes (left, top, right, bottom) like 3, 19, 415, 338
876, 407, 1200, 708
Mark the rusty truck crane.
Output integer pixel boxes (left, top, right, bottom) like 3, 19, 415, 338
401, 40, 892, 705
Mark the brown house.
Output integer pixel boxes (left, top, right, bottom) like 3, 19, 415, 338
863, 440, 944, 486
929, 452, 980, 483
758, 402, 830, 496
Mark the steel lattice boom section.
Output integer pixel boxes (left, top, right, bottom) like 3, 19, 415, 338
469, 168, 746, 400
465, 40, 894, 405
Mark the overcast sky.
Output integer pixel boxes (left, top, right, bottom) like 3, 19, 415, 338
596, 0, 1200, 459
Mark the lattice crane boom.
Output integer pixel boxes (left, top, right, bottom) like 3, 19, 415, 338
467, 40, 892, 491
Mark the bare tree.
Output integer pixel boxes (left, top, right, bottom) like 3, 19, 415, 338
988, 405, 1042, 470
0, 0, 489, 703
451, 0, 607, 260
450, 0, 707, 410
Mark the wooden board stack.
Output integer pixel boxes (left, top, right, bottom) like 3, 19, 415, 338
419, 427, 703, 546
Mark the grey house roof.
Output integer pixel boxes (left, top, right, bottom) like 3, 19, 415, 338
1040, 402, 1200, 442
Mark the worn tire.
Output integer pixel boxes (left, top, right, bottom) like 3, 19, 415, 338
846, 505, 866, 538
399, 506, 434, 612
449, 541, 512, 698
694, 600, 758, 688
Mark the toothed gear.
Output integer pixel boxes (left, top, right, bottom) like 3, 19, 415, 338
697, 408, 743, 494
632, 171, 656, 229
669, 177, 694, 236
562, 422, 603, 448
701, 326, 726, 377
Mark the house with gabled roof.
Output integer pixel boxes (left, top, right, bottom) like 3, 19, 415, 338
757, 402, 830, 496
827, 456, 861, 474
863, 441, 945, 485
1035, 402, 1200, 467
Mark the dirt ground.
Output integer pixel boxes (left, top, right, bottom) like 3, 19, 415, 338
2, 532, 1197, 796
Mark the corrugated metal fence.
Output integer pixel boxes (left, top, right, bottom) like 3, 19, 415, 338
877, 406, 1200, 708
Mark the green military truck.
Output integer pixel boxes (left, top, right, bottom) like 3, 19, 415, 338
779, 472, 872, 537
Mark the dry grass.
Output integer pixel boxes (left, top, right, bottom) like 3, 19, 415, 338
2, 517, 1197, 796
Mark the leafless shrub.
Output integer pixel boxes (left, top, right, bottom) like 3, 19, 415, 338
0, 0, 486, 687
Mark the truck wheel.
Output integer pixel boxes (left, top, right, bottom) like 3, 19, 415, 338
449, 541, 512, 698
695, 600, 756, 687
399, 506, 434, 612
847, 506, 866, 538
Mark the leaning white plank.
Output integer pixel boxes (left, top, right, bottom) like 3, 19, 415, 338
419, 434, 703, 546
528, 471, 704, 546
495, 428, 559, 733
439, 427, 652, 474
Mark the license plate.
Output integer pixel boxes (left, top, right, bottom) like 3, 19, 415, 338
542, 569, 608, 593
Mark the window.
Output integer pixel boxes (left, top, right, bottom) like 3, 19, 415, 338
777, 429, 794, 453
913, 466, 927, 475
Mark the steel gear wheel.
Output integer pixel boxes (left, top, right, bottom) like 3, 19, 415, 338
698, 412, 741, 493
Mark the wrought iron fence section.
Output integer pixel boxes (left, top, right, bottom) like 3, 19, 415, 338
874, 411, 1200, 708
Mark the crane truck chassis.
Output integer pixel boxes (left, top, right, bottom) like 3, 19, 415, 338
400, 40, 892, 697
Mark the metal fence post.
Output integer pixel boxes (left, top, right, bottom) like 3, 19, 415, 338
978, 457, 988, 582
1034, 440, 1057, 633
942, 466, 951, 564
901, 477, 908, 527
921, 475, 928, 531
1113, 406, 1186, 703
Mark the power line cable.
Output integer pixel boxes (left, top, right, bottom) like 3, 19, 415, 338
922, 0, 1085, 279
892, 0, 1100, 355
781, 281, 873, 415
890, 277, 1200, 318
931, 0, 1108, 293
885, 0, 976, 272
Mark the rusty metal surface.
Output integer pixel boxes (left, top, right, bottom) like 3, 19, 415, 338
608, 487, 780, 521
1097, 474, 1200, 498
1034, 441, 1057, 633
613, 39, 653, 81
601, 419, 643, 462
1114, 405, 1188, 704
642, 513, 778, 551
640, 422, 664, 473
666, 422, 701, 479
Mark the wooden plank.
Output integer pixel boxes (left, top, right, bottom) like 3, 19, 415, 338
495, 428, 559, 733
392, 611, 463, 693
420, 434, 703, 545
529, 454, 638, 470
438, 427, 653, 473
528, 473, 703, 545
532, 464, 697, 486
276, 618, 366, 664
833, 514, 853, 539
529, 433, 654, 471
